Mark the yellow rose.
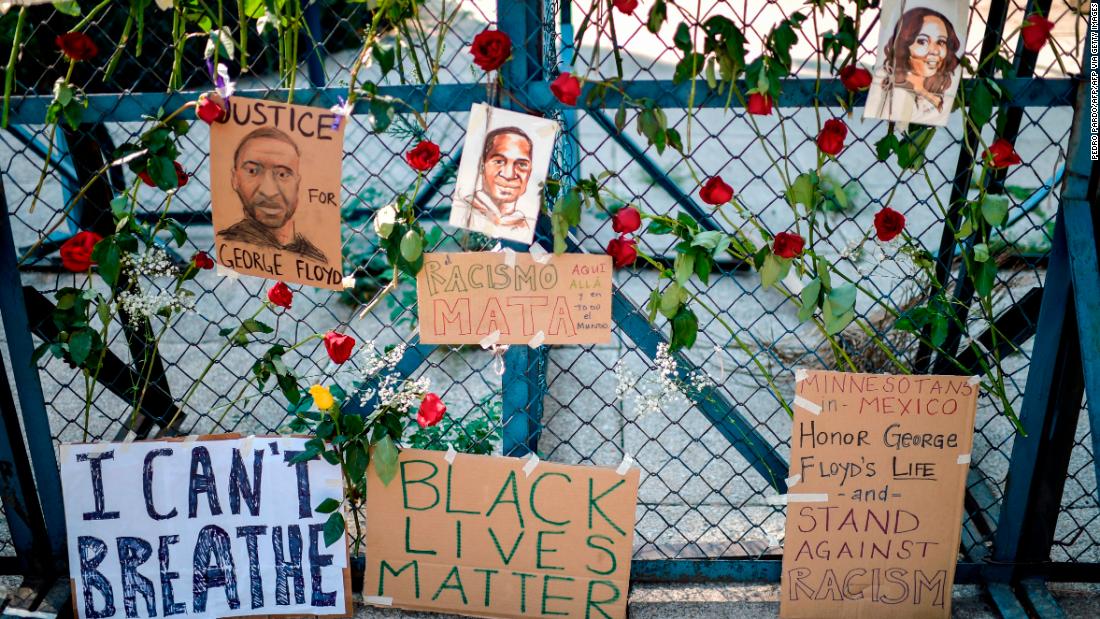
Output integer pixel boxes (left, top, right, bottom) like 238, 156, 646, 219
310, 385, 335, 411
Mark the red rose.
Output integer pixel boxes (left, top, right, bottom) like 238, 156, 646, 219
984, 139, 1021, 169
196, 95, 228, 124
267, 282, 293, 309
469, 29, 512, 72
405, 140, 441, 172
1021, 14, 1055, 53
816, 118, 848, 156
192, 251, 215, 270
839, 65, 872, 92
606, 236, 638, 268
699, 176, 734, 205
138, 161, 188, 189
873, 207, 906, 242
550, 73, 581, 106
612, 206, 642, 234
59, 231, 103, 272
772, 231, 805, 259
613, 0, 639, 15
323, 331, 356, 365
56, 32, 98, 62
746, 93, 773, 116
417, 393, 447, 429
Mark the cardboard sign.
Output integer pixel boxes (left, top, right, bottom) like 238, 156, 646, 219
60, 436, 351, 618
779, 371, 979, 618
415, 252, 612, 345
364, 448, 639, 618
863, 0, 969, 126
450, 104, 560, 244
211, 97, 345, 289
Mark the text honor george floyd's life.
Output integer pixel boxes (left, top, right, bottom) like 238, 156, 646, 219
451, 104, 560, 245
210, 97, 346, 289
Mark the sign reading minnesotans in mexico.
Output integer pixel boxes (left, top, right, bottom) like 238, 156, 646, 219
61, 436, 352, 618
364, 449, 640, 618
416, 252, 612, 346
210, 97, 346, 289
779, 370, 979, 618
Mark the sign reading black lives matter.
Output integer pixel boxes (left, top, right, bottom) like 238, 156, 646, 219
211, 97, 346, 289
61, 436, 351, 619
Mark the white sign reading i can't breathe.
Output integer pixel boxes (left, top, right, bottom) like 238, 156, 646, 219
60, 436, 350, 619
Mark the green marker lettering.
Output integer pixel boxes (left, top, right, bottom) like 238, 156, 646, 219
401, 460, 440, 511
586, 580, 620, 619
378, 560, 420, 599
445, 463, 480, 514
585, 534, 617, 575
530, 472, 572, 526
588, 478, 626, 536
473, 567, 497, 607
432, 565, 468, 605
536, 530, 566, 571
541, 574, 575, 616
486, 470, 524, 527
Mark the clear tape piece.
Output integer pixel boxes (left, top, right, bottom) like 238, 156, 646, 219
957, 453, 972, 464
364, 596, 393, 606
795, 368, 808, 382
523, 453, 540, 477
445, 444, 457, 464
765, 493, 829, 505
785, 474, 801, 487
528, 331, 546, 348
793, 395, 822, 415
616, 453, 635, 475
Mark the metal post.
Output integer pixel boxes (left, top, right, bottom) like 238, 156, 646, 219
302, 0, 326, 88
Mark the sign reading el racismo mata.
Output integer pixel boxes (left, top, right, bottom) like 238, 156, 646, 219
210, 97, 346, 289
364, 448, 640, 618
415, 252, 612, 345
779, 370, 979, 618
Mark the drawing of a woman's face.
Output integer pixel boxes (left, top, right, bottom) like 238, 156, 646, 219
908, 16, 950, 78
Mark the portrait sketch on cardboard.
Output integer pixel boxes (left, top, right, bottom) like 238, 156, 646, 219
450, 104, 559, 245
210, 97, 346, 289
864, 0, 969, 127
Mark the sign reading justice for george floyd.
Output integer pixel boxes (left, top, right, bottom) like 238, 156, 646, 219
210, 97, 346, 289
61, 436, 351, 619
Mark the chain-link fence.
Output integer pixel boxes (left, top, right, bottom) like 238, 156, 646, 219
0, 0, 1097, 606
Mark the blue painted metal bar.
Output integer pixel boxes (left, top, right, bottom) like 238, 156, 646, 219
301, 0, 326, 88
1019, 579, 1068, 619
2, 78, 1076, 125
0, 181, 67, 570
589, 108, 720, 233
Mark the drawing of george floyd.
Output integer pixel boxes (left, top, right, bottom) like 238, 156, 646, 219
450, 104, 560, 245
210, 97, 346, 289
864, 0, 968, 127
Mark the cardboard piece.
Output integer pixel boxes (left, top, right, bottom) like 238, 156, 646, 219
60, 435, 351, 618
416, 252, 612, 345
211, 97, 346, 289
364, 448, 640, 619
779, 371, 979, 618
864, 0, 969, 127
449, 104, 560, 244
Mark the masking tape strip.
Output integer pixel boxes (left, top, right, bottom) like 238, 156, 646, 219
967, 375, 981, 386
785, 474, 801, 487
765, 533, 781, 548
795, 368, 808, 383
215, 264, 240, 280
523, 453, 540, 477
364, 596, 393, 606
341, 275, 356, 289
529, 243, 552, 264
4, 609, 57, 618
528, 330, 546, 348
479, 330, 501, 349
503, 247, 517, 268
616, 453, 635, 476
793, 395, 821, 415
765, 493, 828, 505
445, 444, 457, 464
184, 435, 199, 444
85, 442, 112, 454
241, 435, 255, 455
957, 453, 971, 464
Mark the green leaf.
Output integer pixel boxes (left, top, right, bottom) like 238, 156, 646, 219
674, 253, 695, 285
147, 156, 178, 190
400, 229, 423, 262
316, 498, 341, 514
372, 43, 396, 75
981, 195, 1009, 227
974, 259, 998, 297
92, 239, 120, 286
797, 278, 822, 323
673, 52, 706, 85
68, 330, 93, 366
647, 0, 667, 33
659, 283, 684, 318
827, 284, 857, 314
875, 134, 900, 162
670, 306, 699, 351
787, 172, 816, 210
372, 434, 400, 486
673, 23, 693, 52
666, 127, 684, 153
824, 309, 855, 335
614, 106, 627, 131
930, 313, 950, 347
973, 243, 990, 263
647, 220, 673, 235
347, 441, 369, 483
241, 318, 274, 335
691, 230, 725, 251
760, 253, 783, 288
322, 512, 345, 546
52, 1, 82, 16
968, 80, 994, 127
